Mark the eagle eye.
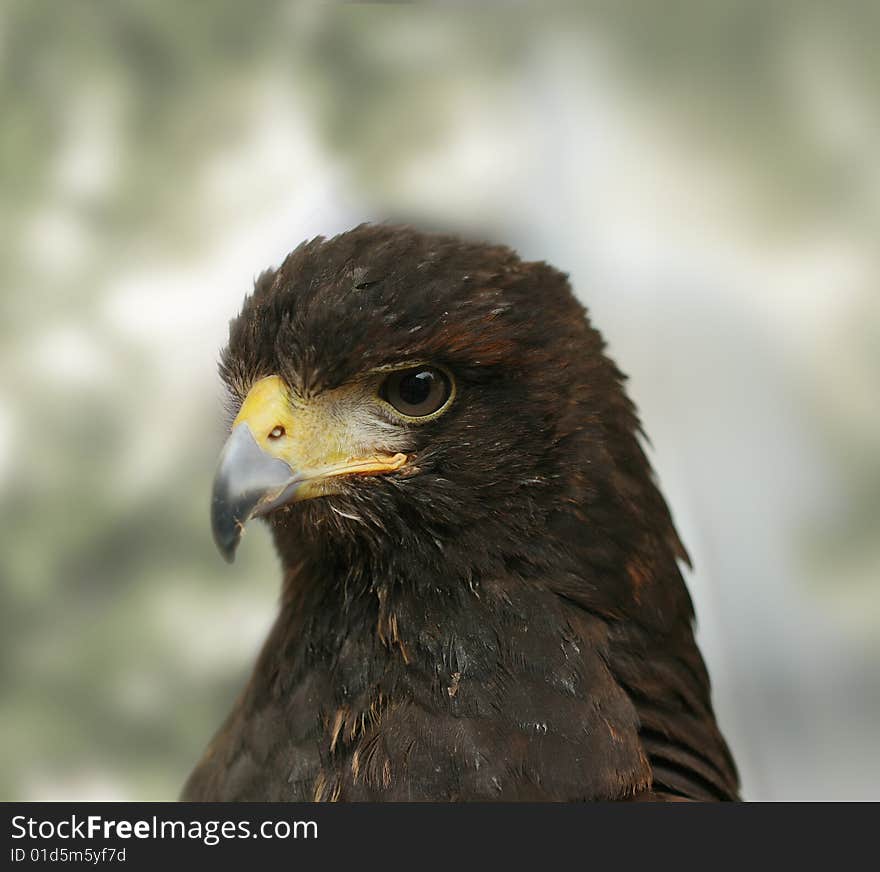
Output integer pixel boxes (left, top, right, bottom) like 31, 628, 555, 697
380, 366, 453, 420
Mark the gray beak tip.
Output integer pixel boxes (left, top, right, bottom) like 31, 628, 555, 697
210, 423, 296, 563
211, 492, 243, 563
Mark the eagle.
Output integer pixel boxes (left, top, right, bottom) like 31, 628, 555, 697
182, 224, 739, 802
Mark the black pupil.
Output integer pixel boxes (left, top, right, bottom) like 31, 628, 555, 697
398, 370, 434, 407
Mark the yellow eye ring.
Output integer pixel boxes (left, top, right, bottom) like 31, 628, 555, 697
378, 365, 456, 422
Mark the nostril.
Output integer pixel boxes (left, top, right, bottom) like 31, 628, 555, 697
268, 426, 285, 440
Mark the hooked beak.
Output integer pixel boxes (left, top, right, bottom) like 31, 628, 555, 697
210, 375, 406, 562
210, 423, 301, 562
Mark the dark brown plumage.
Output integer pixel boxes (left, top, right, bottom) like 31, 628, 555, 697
183, 223, 739, 802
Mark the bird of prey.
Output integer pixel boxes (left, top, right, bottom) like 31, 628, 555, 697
183, 224, 739, 802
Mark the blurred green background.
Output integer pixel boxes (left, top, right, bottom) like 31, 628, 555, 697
1, 1, 878, 800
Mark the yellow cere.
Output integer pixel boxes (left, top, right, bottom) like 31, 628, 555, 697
232, 375, 407, 485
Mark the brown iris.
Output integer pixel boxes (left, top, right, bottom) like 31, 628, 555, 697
380, 366, 453, 420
